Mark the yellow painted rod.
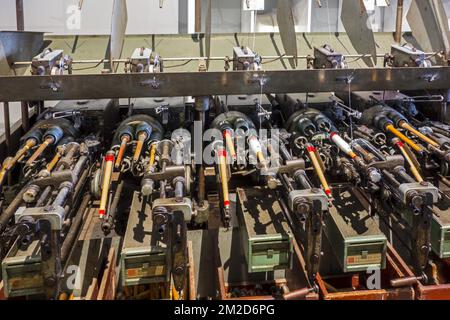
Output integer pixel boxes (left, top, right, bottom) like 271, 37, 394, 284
306, 144, 332, 198
99, 151, 115, 219
7, 139, 37, 170
26, 137, 54, 165
400, 122, 439, 148
395, 140, 424, 183
223, 129, 236, 161
385, 124, 423, 153
217, 147, 230, 210
115, 135, 130, 169
149, 143, 157, 167
46, 151, 62, 172
133, 132, 147, 162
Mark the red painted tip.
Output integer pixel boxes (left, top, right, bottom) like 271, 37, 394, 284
224, 201, 230, 207
325, 189, 332, 196
307, 146, 316, 153
396, 141, 404, 148
218, 150, 227, 157
330, 132, 337, 139
99, 209, 105, 217
223, 130, 232, 137
105, 154, 115, 162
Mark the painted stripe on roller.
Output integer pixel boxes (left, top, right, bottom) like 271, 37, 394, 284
218, 149, 227, 157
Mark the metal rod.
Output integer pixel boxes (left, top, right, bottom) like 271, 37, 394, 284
394, 139, 423, 183
61, 193, 91, 262
385, 124, 424, 153
11, 52, 441, 67
0, 188, 26, 233
3, 102, 11, 156
195, 0, 202, 33
15, 0, 24, 31
101, 180, 124, 234
20, 101, 29, 132
395, 0, 404, 43
400, 121, 439, 148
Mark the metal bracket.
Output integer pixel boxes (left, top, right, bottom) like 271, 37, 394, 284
152, 197, 193, 222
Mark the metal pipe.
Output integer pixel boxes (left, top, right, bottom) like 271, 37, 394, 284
36, 186, 52, 207
73, 168, 88, 197
11, 53, 441, 67
294, 170, 311, 189
53, 185, 71, 208
72, 156, 88, 184
174, 178, 184, 201
382, 169, 401, 188
394, 166, 415, 184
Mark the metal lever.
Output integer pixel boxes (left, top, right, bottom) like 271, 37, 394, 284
390, 274, 427, 288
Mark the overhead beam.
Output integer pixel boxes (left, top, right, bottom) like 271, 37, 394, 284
0, 67, 448, 102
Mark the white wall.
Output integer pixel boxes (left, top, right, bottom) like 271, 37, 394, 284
0, 0, 179, 35
0, 0, 448, 35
